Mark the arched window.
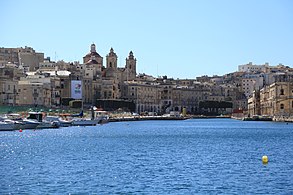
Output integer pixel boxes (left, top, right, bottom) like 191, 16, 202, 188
109, 62, 112, 68
280, 88, 284, 95
280, 104, 284, 109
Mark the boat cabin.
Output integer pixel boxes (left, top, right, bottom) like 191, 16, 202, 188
27, 112, 43, 122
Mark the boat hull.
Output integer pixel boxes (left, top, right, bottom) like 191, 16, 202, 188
0, 122, 18, 131
18, 120, 40, 130
59, 121, 72, 127
72, 119, 99, 126
36, 121, 60, 129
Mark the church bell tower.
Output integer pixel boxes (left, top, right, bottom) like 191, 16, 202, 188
126, 51, 136, 80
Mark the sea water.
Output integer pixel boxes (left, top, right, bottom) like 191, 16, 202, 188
1, 119, 293, 194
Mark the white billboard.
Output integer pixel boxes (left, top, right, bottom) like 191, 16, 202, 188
71, 80, 82, 99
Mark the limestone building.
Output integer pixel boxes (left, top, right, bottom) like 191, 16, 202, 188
241, 74, 264, 97
123, 81, 161, 114
0, 63, 25, 105
81, 44, 137, 105
0, 46, 44, 71
264, 74, 293, 117
248, 74, 293, 117
16, 70, 70, 107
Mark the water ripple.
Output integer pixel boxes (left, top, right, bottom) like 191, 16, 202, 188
1, 119, 293, 194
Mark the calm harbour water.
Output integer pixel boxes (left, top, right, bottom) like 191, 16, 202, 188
1, 118, 293, 194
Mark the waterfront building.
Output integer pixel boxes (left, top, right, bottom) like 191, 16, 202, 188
247, 74, 293, 118
260, 86, 271, 116
123, 81, 161, 114
2, 43, 293, 117
172, 84, 206, 114
265, 74, 293, 117
247, 90, 260, 117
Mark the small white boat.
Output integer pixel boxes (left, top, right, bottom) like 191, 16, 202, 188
1, 114, 40, 130
94, 110, 109, 124
19, 119, 40, 129
0, 116, 22, 130
0, 121, 19, 131
45, 115, 72, 127
26, 112, 59, 129
71, 110, 109, 126
71, 118, 99, 126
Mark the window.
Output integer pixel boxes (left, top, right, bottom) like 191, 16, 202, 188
280, 89, 284, 95
280, 104, 284, 109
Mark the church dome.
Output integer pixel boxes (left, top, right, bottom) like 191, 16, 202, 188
84, 43, 102, 59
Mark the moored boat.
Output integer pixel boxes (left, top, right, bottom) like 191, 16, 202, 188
1, 113, 40, 130
26, 112, 59, 129
71, 118, 99, 126
46, 115, 72, 127
0, 121, 20, 131
20, 119, 40, 129
94, 110, 109, 124
243, 115, 272, 121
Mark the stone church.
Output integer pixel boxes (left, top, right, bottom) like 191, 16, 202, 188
82, 43, 137, 106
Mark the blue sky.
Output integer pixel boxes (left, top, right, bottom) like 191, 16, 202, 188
1, 0, 293, 78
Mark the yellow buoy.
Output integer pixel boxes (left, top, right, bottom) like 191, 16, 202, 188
262, 155, 268, 164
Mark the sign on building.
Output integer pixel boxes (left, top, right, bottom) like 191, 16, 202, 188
71, 80, 82, 99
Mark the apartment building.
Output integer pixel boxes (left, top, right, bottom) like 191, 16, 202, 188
0, 46, 44, 71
